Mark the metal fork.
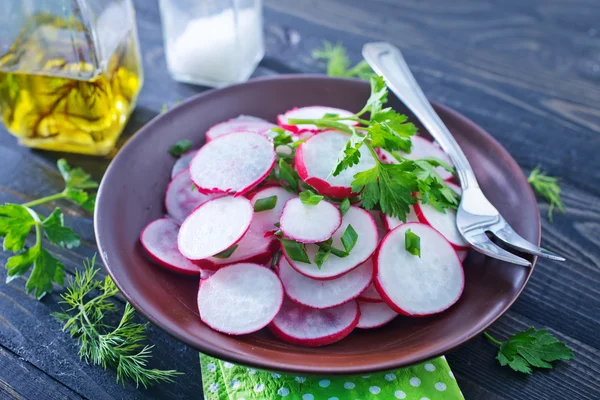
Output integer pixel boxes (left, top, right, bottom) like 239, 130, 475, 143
363, 42, 565, 266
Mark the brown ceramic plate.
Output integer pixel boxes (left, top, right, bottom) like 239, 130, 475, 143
95, 75, 539, 374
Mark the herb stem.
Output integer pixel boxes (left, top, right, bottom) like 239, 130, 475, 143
22, 191, 66, 208
484, 331, 502, 346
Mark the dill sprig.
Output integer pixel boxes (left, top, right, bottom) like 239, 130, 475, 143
53, 255, 182, 388
312, 41, 374, 80
527, 166, 565, 222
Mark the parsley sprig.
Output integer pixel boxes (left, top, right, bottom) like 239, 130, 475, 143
0, 159, 97, 299
313, 41, 375, 80
286, 76, 459, 220
53, 256, 181, 387
527, 166, 565, 222
485, 328, 574, 374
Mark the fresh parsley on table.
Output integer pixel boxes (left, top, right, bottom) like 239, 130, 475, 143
0, 159, 97, 299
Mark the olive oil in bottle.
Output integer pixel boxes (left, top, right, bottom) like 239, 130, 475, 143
0, 13, 143, 155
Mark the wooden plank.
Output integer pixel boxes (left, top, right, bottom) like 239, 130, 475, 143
0, 345, 84, 400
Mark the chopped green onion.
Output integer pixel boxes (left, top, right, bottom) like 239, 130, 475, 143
339, 198, 351, 216
254, 195, 278, 212
405, 229, 420, 257
169, 140, 193, 157
340, 224, 358, 254
280, 238, 310, 264
213, 244, 238, 259
299, 190, 324, 206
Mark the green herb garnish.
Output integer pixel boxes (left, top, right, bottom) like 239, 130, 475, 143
53, 256, 182, 387
339, 198, 351, 217
286, 76, 459, 220
213, 244, 238, 259
299, 190, 324, 206
313, 246, 331, 269
484, 328, 574, 374
340, 224, 358, 254
278, 158, 300, 192
280, 238, 310, 264
1, 159, 97, 299
313, 41, 374, 80
527, 166, 565, 222
404, 228, 421, 257
254, 196, 278, 212
169, 140, 193, 157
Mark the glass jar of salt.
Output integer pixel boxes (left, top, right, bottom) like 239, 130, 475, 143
159, 0, 264, 87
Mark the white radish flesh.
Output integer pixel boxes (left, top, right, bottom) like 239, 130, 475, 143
285, 206, 379, 280
278, 257, 372, 309
358, 283, 383, 303
368, 210, 389, 241
278, 106, 356, 133
357, 300, 398, 329
140, 218, 201, 275
295, 130, 377, 198
189, 131, 276, 195
414, 202, 469, 249
279, 198, 341, 243
206, 115, 276, 142
196, 186, 295, 269
178, 196, 253, 260
375, 223, 464, 316
401, 136, 454, 180
165, 169, 220, 223
269, 297, 359, 347
171, 150, 198, 178
197, 263, 284, 335
383, 204, 419, 231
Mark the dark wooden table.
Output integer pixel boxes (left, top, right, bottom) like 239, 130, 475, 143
1, 0, 599, 399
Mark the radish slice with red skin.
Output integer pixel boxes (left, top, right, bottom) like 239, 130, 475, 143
178, 196, 253, 260
357, 300, 398, 329
368, 210, 389, 240
414, 202, 469, 249
140, 218, 202, 275
295, 130, 377, 198
377, 137, 454, 180
269, 297, 359, 347
165, 169, 221, 223
382, 205, 419, 231
457, 249, 469, 263
358, 283, 383, 303
277, 106, 356, 133
278, 257, 372, 310
196, 187, 294, 269
206, 115, 276, 142
279, 198, 341, 243
171, 150, 198, 179
285, 206, 379, 280
189, 131, 276, 196
375, 223, 465, 316
197, 263, 284, 335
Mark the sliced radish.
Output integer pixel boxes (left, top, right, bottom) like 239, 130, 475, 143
414, 202, 469, 249
368, 210, 389, 241
358, 283, 383, 303
196, 187, 294, 269
165, 169, 220, 223
279, 198, 341, 243
374, 223, 465, 316
295, 130, 377, 198
457, 249, 469, 263
197, 263, 284, 335
269, 297, 359, 346
189, 131, 276, 196
357, 300, 398, 329
285, 206, 379, 280
178, 196, 253, 260
140, 218, 201, 275
401, 136, 454, 180
383, 204, 419, 231
278, 106, 356, 133
171, 150, 198, 178
206, 115, 276, 142
278, 257, 372, 309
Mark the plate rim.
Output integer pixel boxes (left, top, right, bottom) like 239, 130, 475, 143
95, 74, 540, 374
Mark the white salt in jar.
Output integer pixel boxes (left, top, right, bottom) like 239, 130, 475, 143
159, 0, 264, 87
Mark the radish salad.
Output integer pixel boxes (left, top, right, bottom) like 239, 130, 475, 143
140, 76, 468, 347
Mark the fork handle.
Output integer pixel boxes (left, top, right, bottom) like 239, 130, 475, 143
362, 42, 479, 190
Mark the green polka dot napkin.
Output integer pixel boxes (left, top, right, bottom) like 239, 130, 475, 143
200, 354, 463, 400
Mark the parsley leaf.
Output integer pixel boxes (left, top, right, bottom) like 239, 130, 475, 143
57, 159, 98, 190
312, 41, 374, 80
41, 209, 81, 249
405, 229, 421, 257
528, 166, 565, 222
168, 140, 193, 157
0, 204, 36, 251
254, 196, 278, 212
299, 190, 324, 205
485, 328, 574, 374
